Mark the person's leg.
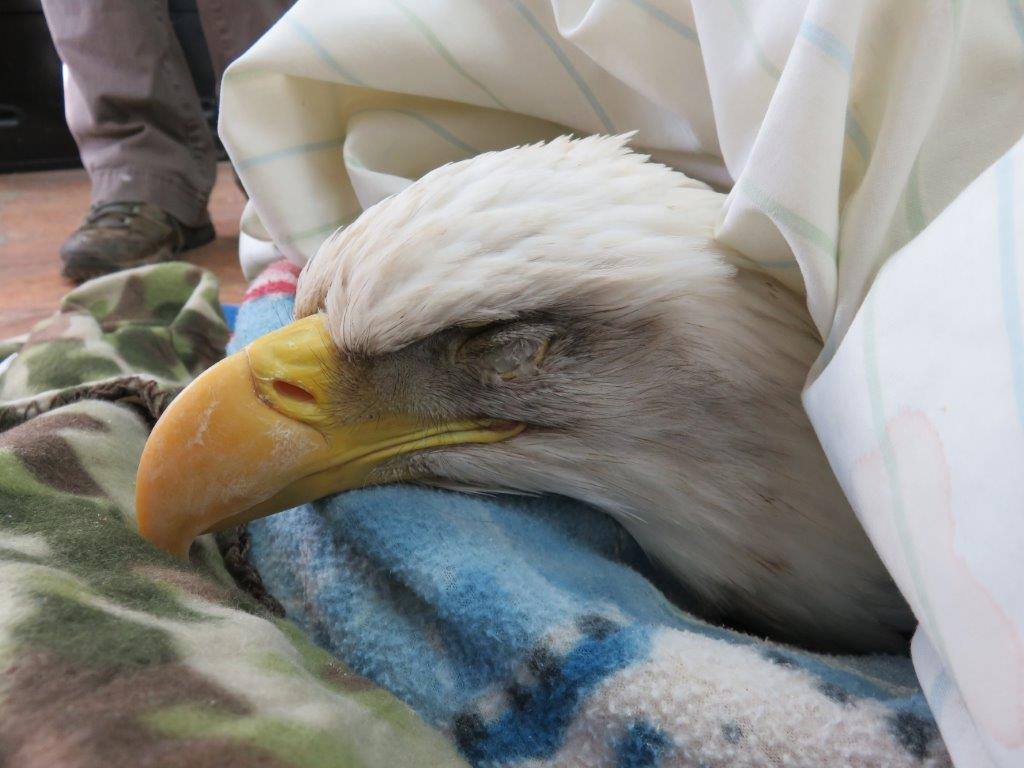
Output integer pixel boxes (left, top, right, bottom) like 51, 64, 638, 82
41, 0, 217, 227
195, 0, 295, 82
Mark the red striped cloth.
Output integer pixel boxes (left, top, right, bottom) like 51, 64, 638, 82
242, 260, 301, 302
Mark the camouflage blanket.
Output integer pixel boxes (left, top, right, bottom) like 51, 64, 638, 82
0, 264, 467, 768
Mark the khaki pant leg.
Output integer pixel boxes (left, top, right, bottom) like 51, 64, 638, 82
40, 0, 217, 226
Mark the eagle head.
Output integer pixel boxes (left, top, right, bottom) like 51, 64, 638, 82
136, 135, 912, 651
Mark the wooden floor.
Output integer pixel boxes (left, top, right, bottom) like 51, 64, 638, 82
0, 164, 249, 338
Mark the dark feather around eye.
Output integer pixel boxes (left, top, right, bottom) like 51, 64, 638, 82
456, 322, 556, 381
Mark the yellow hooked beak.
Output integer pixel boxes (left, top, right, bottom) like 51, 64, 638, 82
135, 314, 523, 558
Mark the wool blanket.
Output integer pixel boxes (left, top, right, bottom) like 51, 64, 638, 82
233, 261, 952, 768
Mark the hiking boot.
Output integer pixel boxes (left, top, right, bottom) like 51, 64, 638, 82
60, 201, 215, 283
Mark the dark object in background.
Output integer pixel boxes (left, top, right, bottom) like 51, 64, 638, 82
0, 0, 221, 174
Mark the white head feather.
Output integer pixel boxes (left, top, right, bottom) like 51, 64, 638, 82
298, 135, 731, 352
296, 135, 911, 651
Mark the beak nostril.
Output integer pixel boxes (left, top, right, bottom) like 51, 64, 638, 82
273, 379, 316, 403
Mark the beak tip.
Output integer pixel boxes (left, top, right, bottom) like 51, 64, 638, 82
135, 473, 193, 560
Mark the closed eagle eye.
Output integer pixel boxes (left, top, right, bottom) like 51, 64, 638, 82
455, 320, 557, 383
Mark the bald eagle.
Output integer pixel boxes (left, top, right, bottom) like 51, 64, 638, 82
135, 135, 913, 652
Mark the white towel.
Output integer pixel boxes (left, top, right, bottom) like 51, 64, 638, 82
218, 3, 1024, 766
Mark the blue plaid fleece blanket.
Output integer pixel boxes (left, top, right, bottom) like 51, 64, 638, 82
229, 262, 952, 768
